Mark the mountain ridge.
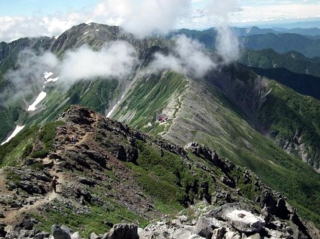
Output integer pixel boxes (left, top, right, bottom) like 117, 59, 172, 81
0, 22, 320, 233
0, 105, 318, 238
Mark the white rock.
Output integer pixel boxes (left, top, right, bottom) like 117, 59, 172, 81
71, 231, 81, 239
225, 230, 241, 239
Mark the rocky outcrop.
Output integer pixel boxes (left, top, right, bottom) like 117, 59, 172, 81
139, 203, 307, 239
185, 142, 234, 174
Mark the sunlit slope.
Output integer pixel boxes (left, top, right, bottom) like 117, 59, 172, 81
112, 68, 320, 226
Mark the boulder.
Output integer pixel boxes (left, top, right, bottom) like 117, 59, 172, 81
207, 204, 265, 234
245, 233, 261, 239
90, 232, 101, 239
211, 227, 226, 239
71, 231, 81, 239
194, 216, 224, 238
0, 224, 7, 237
19, 217, 38, 230
224, 230, 241, 239
104, 224, 139, 239
172, 228, 197, 239
224, 209, 265, 233
34, 231, 50, 239
51, 225, 72, 239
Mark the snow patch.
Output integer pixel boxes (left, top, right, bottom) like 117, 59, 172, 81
27, 91, 47, 112
44, 72, 54, 80
1, 125, 25, 145
45, 77, 59, 83
107, 78, 138, 118
107, 95, 123, 117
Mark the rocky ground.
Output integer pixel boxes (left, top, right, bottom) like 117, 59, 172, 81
0, 106, 318, 238
2, 201, 317, 239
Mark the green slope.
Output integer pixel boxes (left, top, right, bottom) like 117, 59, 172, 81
240, 49, 320, 78
112, 69, 320, 227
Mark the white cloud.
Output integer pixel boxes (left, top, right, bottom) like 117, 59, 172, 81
0, 14, 85, 42
149, 35, 216, 78
231, 3, 320, 23
1, 0, 320, 42
5, 41, 138, 96
59, 41, 138, 83
216, 26, 240, 63
93, 0, 192, 37
3, 49, 59, 102
205, 0, 240, 64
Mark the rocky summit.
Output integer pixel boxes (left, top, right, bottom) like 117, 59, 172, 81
0, 106, 318, 238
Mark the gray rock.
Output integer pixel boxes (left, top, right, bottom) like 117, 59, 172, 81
172, 228, 196, 239
224, 230, 241, 239
211, 227, 226, 239
104, 224, 138, 239
0, 224, 6, 237
245, 233, 261, 239
51, 225, 72, 239
208, 204, 265, 234
34, 231, 50, 239
194, 217, 215, 238
220, 176, 235, 188
90, 232, 101, 239
71, 231, 81, 239
226, 211, 264, 233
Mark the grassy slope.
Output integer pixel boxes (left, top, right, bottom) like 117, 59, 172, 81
0, 116, 233, 237
242, 33, 320, 58
23, 79, 119, 128
0, 38, 53, 141
113, 71, 187, 134
113, 72, 320, 227
258, 81, 320, 170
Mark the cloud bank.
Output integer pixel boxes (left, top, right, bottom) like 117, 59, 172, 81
4, 0, 241, 93
94, 0, 191, 38
1, 0, 320, 42
149, 35, 215, 78
5, 41, 138, 98
206, 0, 240, 63
59, 41, 138, 84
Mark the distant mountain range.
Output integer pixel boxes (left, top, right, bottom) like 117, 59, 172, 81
173, 27, 320, 58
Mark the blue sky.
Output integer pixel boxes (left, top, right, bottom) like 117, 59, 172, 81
1, 0, 318, 17
0, 0, 319, 42
0, 0, 99, 16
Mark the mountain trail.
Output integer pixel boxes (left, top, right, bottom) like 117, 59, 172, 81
3, 191, 60, 225
0, 169, 11, 195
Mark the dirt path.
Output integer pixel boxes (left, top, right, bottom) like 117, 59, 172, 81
0, 169, 11, 195
2, 112, 101, 225
4, 191, 59, 225
2, 166, 67, 225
